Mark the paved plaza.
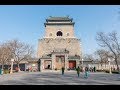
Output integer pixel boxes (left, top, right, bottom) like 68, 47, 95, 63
0, 71, 120, 85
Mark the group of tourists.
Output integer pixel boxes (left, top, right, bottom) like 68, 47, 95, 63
61, 66, 90, 78
75, 66, 89, 78
88, 67, 96, 72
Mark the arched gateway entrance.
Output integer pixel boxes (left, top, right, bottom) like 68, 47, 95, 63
44, 60, 52, 69
69, 61, 76, 69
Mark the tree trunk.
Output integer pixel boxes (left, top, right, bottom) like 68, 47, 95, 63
114, 57, 119, 72
2, 63, 4, 70
105, 63, 106, 69
17, 63, 20, 72
101, 63, 103, 70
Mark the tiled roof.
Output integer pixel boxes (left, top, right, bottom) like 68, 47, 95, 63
40, 54, 52, 59
44, 16, 74, 27
46, 16, 72, 21
21, 58, 39, 63
68, 55, 80, 59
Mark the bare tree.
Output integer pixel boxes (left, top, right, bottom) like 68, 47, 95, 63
96, 31, 120, 71
7, 39, 34, 71
0, 43, 11, 70
84, 54, 95, 61
94, 49, 110, 69
83, 54, 96, 69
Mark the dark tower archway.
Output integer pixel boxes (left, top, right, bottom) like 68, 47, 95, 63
57, 31, 63, 36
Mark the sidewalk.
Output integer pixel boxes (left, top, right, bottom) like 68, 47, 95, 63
41, 70, 77, 73
86, 78, 120, 85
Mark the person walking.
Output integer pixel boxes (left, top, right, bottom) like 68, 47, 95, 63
61, 67, 65, 75
76, 66, 80, 77
84, 66, 89, 78
93, 66, 96, 72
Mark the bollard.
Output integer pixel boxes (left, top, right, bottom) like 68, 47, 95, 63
0, 69, 1, 75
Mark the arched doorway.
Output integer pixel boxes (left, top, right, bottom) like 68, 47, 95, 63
69, 61, 76, 70
44, 60, 52, 70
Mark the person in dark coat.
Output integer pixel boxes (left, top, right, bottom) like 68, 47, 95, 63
93, 66, 96, 72
76, 66, 80, 77
61, 67, 65, 75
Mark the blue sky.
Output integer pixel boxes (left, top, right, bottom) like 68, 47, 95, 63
0, 5, 120, 55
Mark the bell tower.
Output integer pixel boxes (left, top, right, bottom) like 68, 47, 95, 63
37, 16, 82, 58
37, 16, 82, 71
44, 16, 75, 39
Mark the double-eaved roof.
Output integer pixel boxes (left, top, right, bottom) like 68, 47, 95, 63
46, 16, 73, 21
44, 16, 75, 27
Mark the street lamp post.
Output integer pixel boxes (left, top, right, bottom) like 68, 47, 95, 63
81, 58, 84, 72
108, 58, 112, 74
82, 59, 83, 66
10, 59, 14, 74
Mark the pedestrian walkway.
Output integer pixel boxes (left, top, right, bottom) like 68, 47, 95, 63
0, 71, 120, 85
